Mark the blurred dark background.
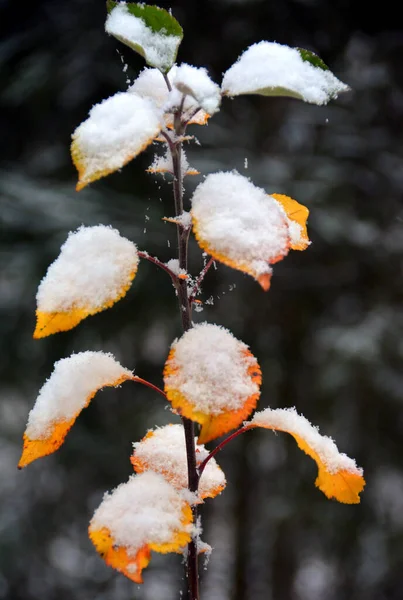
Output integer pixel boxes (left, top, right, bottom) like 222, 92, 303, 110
1, 0, 403, 598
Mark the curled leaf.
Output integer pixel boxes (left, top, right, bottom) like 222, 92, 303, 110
222, 41, 349, 105
18, 352, 133, 468
164, 323, 261, 444
105, 2, 183, 73
89, 472, 192, 582
191, 172, 290, 290
131, 424, 226, 499
271, 193, 310, 251
71, 92, 161, 190
34, 226, 139, 338
248, 407, 365, 504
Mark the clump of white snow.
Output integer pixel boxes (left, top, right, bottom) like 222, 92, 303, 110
250, 407, 363, 475
174, 64, 221, 114
222, 41, 349, 105
129, 67, 210, 125
147, 148, 198, 176
90, 471, 192, 554
105, 3, 182, 72
132, 424, 226, 498
26, 351, 132, 439
191, 172, 290, 281
72, 92, 162, 188
36, 225, 139, 313
165, 259, 188, 278
164, 323, 260, 415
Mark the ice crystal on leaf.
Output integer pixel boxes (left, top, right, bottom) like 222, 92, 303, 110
131, 424, 226, 499
248, 407, 365, 504
191, 171, 293, 290
89, 472, 192, 583
222, 41, 349, 105
34, 225, 139, 338
71, 92, 162, 190
18, 352, 133, 468
164, 323, 261, 444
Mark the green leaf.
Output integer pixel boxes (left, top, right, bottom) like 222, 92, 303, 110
297, 48, 329, 71
105, 2, 183, 72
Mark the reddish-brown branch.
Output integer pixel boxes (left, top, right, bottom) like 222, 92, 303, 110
198, 426, 251, 479
138, 251, 179, 283
131, 376, 167, 399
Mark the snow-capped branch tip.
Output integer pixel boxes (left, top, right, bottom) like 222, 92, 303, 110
164, 323, 262, 444
247, 407, 365, 504
131, 424, 226, 500
18, 352, 134, 468
222, 41, 350, 105
34, 225, 139, 338
71, 92, 162, 191
105, 2, 183, 73
89, 472, 192, 583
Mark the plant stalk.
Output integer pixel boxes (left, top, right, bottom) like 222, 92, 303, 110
169, 97, 200, 600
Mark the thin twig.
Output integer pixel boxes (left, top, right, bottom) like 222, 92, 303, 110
198, 426, 251, 479
138, 251, 179, 284
189, 256, 214, 303
131, 376, 167, 399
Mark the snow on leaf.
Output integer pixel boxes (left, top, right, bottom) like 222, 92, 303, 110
33, 226, 139, 338
18, 352, 133, 468
129, 67, 210, 127
174, 64, 221, 115
131, 424, 226, 499
105, 2, 183, 73
247, 407, 365, 504
163, 323, 261, 444
89, 472, 192, 583
147, 147, 199, 176
71, 92, 162, 190
271, 193, 310, 251
191, 172, 290, 290
222, 41, 350, 105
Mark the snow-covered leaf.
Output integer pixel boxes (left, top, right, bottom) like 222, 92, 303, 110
89, 472, 192, 583
247, 407, 365, 504
105, 2, 183, 73
18, 352, 133, 468
34, 226, 139, 338
191, 171, 290, 291
71, 92, 162, 190
163, 323, 261, 444
132, 424, 226, 499
222, 41, 350, 105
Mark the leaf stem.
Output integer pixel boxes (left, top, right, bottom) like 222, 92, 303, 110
189, 256, 214, 304
138, 250, 180, 283
131, 376, 167, 399
198, 426, 251, 479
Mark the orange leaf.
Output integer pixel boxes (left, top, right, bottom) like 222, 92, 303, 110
33, 226, 139, 338
164, 324, 262, 444
89, 473, 193, 582
191, 172, 291, 290
271, 193, 310, 251
131, 424, 226, 499
248, 407, 365, 504
18, 352, 133, 468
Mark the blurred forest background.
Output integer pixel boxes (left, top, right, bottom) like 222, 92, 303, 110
1, 0, 403, 599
